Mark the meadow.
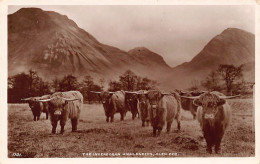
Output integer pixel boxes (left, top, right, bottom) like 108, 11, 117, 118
8, 98, 255, 158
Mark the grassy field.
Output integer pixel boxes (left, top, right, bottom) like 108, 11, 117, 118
8, 98, 255, 158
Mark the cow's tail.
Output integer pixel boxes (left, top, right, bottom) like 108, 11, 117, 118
171, 92, 181, 120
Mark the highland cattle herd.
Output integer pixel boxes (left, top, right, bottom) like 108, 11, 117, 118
20, 89, 241, 154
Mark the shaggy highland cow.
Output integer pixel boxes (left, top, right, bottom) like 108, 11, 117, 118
38, 91, 83, 134
182, 92, 238, 153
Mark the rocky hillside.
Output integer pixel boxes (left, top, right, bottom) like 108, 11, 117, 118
164, 28, 255, 89
8, 8, 171, 82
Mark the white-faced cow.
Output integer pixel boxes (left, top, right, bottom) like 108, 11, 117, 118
38, 91, 83, 134
21, 95, 51, 121
182, 92, 238, 153
91, 91, 127, 122
145, 90, 181, 137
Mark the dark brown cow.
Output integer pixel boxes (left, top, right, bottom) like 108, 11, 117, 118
91, 91, 127, 122
184, 92, 237, 153
137, 91, 151, 127
126, 90, 151, 127
178, 90, 205, 119
21, 95, 50, 121
38, 91, 83, 134
146, 90, 181, 137
125, 92, 139, 120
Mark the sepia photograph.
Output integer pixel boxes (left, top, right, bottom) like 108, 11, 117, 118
2, 1, 258, 161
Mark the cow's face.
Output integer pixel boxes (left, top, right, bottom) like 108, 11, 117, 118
48, 97, 67, 116
99, 92, 113, 104
125, 93, 137, 107
146, 91, 163, 117
138, 94, 148, 106
28, 98, 39, 109
193, 93, 226, 122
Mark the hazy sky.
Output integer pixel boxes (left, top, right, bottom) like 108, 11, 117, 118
8, 5, 255, 67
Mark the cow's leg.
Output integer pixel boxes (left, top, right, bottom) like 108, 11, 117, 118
60, 120, 66, 134
71, 118, 78, 132
214, 127, 224, 154
167, 121, 173, 133
46, 112, 48, 120
106, 116, 109, 122
142, 120, 145, 127
33, 115, 36, 121
177, 119, 181, 131
120, 112, 124, 121
204, 133, 213, 154
110, 116, 114, 122
146, 121, 150, 126
51, 120, 57, 134
132, 113, 135, 120
153, 127, 157, 137
158, 127, 162, 136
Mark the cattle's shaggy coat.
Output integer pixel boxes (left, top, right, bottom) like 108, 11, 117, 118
137, 93, 151, 127
46, 91, 83, 134
125, 93, 139, 120
146, 90, 181, 136
195, 92, 231, 154
98, 91, 127, 122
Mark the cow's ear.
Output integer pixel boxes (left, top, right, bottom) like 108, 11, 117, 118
193, 99, 202, 106
217, 99, 226, 106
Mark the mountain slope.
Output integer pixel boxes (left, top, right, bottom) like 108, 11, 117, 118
164, 28, 255, 89
8, 8, 171, 82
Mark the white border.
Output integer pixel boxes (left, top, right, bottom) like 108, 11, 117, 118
0, 0, 259, 164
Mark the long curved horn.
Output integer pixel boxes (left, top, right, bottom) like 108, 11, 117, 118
21, 97, 32, 101
37, 98, 54, 102
180, 96, 200, 99
63, 98, 79, 101
108, 92, 115, 94
125, 91, 138, 94
219, 95, 240, 99
90, 91, 102, 94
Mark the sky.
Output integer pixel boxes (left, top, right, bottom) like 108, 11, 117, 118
8, 5, 255, 67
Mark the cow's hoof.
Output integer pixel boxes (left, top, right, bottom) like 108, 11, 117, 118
215, 148, 221, 154
52, 131, 56, 134
206, 148, 212, 154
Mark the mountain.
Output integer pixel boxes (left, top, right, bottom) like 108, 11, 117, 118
164, 28, 255, 89
8, 8, 171, 82
8, 8, 255, 90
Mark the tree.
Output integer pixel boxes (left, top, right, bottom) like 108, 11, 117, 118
79, 75, 95, 102
188, 79, 200, 91
136, 77, 157, 90
99, 78, 105, 91
8, 70, 50, 103
58, 75, 79, 92
119, 70, 138, 91
51, 77, 60, 92
108, 80, 122, 92
217, 64, 243, 95
202, 71, 221, 91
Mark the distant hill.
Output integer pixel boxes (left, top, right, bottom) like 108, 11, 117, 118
163, 28, 255, 89
8, 8, 255, 90
8, 8, 171, 82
